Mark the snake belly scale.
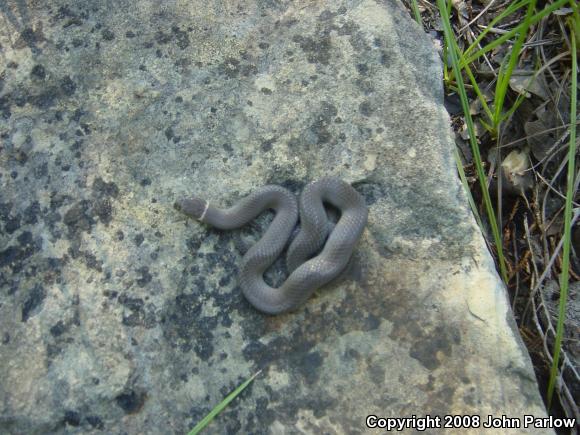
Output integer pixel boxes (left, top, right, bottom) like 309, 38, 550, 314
174, 177, 368, 315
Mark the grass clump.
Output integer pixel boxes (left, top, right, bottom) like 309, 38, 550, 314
406, 0, 579, 422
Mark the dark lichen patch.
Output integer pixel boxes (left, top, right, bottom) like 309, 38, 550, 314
261, 138, 275, 152
33, 161, 49, 179
104, 289, 119, 299
278, 179, 306, 195
292, 34, 333, 65
119, 294, 156, 327
0, 95, 12, 119
295, 351, 324, 385
304, 395, 338, 419
155, 30, 173, 45
63, 180, 118, 231
218, 57, 241, 78
134, 234, 145, 246
318, 9, 338, 21
60, 76, 77, 96
63, 200, 95, 234
358, 101, 373, 116
344, 348, 361, 361
63, 410, 81, 427
23, 201, 41, 225
218, 56, 257, 79
0, 202, 13, 219
351, 180, 386, 206
354, 79, 374, 96
28, 87, 59, 109
30, 65, 46, 80
398, 319, 459, 370
0, 231, 39, 272
71, 38, 85, 48
92, 198, 113, 224
92, 177, 119, 198
22, 284, 46, 322
15, 27, 46, 50
71, 108, 85, 122
356, 63, 369, 75
253, 396, 276, 427
161, 292, 219, 360
86, 415, 104, 429
115, 390, 147, 414
185, 236, 202, 253
36, 69, 75, 102
83, 251, 103, 272
4, 72, 77, 115
50, 320, 68, 337
242, 333, 314, 370
309, 101, 338, 144
135, 266, 152, 287
348, 30, 372, 52
4, 215, 21, 234
54, 5, 87, 27
172, 25, 190, 49
379, 49, 392, 66
367, 359, 385, 384
101, 29, 115, 41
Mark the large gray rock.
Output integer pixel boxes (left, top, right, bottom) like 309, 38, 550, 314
0, 0, 550, 433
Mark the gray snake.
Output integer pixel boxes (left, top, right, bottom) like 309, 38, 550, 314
174, 177, 368, 315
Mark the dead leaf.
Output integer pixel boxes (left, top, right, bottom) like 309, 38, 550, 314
500, 149, 533, 194
459, 119, 486, 140
452, 0, 469, 27
509, 74, 549, 100
525, 106, 560, 160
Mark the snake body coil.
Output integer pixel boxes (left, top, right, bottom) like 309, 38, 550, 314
175, 177, 368, 315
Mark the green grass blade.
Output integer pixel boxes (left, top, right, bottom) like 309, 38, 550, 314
462, 0, 569, 66
493, 0, 537, 128
462, 0, 530, 61
438, 0, 508, 283
410, 0, 422, 25
188, 370, 261, 435
443, 20, 494, 123
502, 80, 530, 121
546, 4, 578, 408
454, 148, 485, 230
460, 45, 494, 124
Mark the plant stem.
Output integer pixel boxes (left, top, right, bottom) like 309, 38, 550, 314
546, 2, 578, 408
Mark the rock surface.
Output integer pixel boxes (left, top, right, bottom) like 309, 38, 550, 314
0, 0, 550, 433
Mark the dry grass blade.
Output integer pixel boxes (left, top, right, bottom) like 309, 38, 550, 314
546, 4, 578, 408
462, 0, 570, 66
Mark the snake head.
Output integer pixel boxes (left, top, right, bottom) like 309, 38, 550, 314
174, 197, 207, 221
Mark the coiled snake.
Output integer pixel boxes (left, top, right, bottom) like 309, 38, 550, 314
174, 177, 368, 315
